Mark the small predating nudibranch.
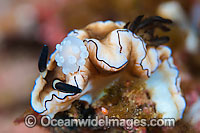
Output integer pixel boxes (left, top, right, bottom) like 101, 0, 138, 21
31, 17, 186, 120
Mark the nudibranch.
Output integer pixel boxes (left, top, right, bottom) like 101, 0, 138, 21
31, 17, 186, 120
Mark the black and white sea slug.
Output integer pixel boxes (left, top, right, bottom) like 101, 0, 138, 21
31, 18, 186, 120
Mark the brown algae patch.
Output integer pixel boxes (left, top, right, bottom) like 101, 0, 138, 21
92, 77, 162, 119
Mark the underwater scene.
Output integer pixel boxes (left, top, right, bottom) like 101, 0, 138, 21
0, 0, 200, 132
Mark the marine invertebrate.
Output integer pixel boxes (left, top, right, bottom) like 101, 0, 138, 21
31, 17, 186, 120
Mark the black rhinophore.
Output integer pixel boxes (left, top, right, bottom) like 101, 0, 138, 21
55, 82, 82, 94
38, 45, 49, 72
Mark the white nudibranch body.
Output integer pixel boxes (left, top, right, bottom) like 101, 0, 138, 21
31, 20, 186, 120
55, 36, 89, 75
